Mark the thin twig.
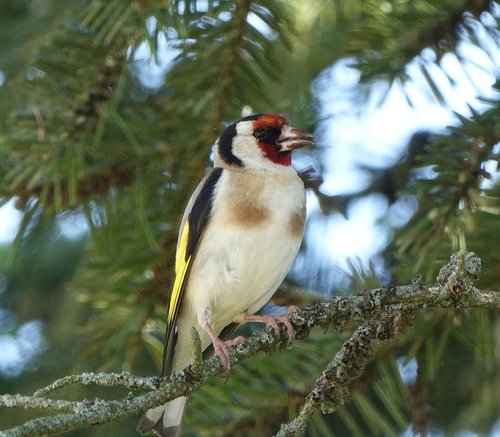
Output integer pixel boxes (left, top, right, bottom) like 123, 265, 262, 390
0, 394, 80, 414
34, 372, 163, 397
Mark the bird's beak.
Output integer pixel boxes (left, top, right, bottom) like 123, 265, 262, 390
276, 125, 315, 151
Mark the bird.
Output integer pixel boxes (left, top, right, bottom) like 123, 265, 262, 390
137, 114, 314, 436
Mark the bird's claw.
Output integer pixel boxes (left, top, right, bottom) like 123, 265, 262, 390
213, 336, 246, 374
236, 306, 299, 344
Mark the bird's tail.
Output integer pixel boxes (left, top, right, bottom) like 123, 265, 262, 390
137, 396, 188, 437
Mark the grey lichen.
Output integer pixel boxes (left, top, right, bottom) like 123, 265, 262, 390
437, 251, 482, 298
464, 252, 482, 277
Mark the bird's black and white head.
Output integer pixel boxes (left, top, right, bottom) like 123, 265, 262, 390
214, 114, 314, 171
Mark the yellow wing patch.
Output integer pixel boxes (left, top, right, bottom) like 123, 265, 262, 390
167, 220, 192, 325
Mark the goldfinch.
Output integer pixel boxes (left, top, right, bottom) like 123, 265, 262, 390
138, 114, 314, 436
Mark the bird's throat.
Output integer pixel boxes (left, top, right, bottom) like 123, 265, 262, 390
258, 143, 292, 166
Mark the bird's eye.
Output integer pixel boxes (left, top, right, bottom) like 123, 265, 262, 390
253, 127, 280, 143
254, 128, 268, 141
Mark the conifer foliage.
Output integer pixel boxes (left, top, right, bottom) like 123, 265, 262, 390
0, 0, 498, 435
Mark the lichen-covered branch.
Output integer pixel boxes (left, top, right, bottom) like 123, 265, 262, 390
276, 312, 413, 436
0, 252, 498, 436
33, 372, 164, 398
0, 394, 79, 414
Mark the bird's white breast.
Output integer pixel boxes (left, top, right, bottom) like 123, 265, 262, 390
173, 168, 305, 368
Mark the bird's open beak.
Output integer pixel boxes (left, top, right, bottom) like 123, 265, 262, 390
276, 125, 315, 151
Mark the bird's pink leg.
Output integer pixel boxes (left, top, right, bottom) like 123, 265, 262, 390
235, 305, 300, 343
198, 309, 245, 373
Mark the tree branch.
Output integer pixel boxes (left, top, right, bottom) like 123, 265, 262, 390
33, 372, 163, 398
0, 252, 498, 436
276, 313, 414, 436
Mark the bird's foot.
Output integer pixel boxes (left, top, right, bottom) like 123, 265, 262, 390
212, 336, 246, 374
199, 309, 247, 374
236, 305, 300, 343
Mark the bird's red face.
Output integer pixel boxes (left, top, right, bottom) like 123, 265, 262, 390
251, 115, 314, 166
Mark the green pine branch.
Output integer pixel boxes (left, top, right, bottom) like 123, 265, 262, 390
349, 0, 496, 85
396, 83, 499, 257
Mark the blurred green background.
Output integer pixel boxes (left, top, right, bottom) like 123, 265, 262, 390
0, 0, 499, 435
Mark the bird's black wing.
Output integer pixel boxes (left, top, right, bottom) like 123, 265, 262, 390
162, 167, 223, 375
